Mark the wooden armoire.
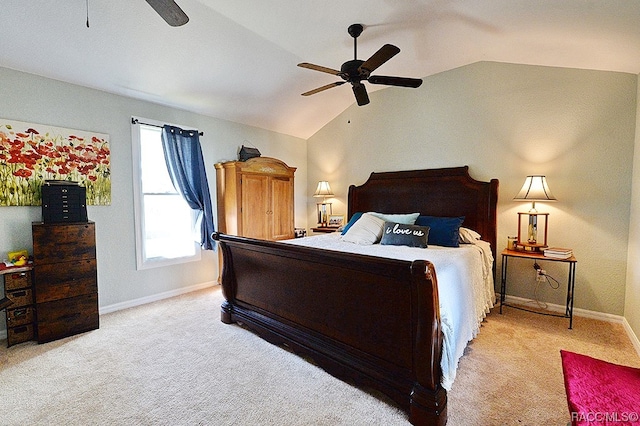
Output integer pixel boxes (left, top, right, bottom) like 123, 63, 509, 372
215, 157, 296, 241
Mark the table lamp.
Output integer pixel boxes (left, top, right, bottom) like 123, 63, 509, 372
313, 181, 334, 226
513, 175, 556, 251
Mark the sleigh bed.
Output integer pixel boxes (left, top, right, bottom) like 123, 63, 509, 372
215, 166, 498, 425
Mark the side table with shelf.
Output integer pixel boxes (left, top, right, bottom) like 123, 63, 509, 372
500, 249, 577, 329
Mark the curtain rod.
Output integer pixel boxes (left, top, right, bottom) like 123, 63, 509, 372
131, 118, 203, 136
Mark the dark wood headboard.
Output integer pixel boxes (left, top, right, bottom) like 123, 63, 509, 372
347, 166, 499, 260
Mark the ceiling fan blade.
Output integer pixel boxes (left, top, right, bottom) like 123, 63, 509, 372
145, 0, 189, 27
301, 81, 346, 96
368, 75, 423, 88
297, 63, 341, 76
352, 83, 370, 106
359, 44, 400, 74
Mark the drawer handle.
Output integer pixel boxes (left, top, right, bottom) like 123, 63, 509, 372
59, 312, 81, 320
11, 272, 27, 278
12, 308, 28, 318
11, 290, 27, 297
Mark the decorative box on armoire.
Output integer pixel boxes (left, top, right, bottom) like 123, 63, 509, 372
32, 221, 99, 343
41, 180, 88, 223
215, 157, 296, 241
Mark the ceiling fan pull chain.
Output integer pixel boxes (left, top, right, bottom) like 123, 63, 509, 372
86, 0, 90, 28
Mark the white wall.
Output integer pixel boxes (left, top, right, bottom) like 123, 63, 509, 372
625, 75, 640, 339
307, 61, 637, 316
0, 67, 307, 331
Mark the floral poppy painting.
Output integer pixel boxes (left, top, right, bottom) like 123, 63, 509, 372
0, 119, 111, 206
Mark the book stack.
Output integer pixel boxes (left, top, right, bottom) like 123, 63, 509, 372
544, 247, 573, 259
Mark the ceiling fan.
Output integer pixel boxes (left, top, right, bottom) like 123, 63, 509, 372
298, 24, 423, 106
145, 0, 189, 27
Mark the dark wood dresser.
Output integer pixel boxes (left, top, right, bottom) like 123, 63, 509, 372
32, 221, 99, 343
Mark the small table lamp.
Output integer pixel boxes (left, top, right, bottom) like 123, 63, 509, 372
313, 180, 334, 226
513, 175, 556, 251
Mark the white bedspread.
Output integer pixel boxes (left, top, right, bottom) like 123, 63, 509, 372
284, 233, 494, 390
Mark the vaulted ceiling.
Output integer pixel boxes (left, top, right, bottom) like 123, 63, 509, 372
2, 1, 640, 139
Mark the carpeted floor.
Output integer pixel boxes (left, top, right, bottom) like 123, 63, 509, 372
1, 286, 638, 425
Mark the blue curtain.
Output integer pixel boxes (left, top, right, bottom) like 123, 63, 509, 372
161, 125, 215, 250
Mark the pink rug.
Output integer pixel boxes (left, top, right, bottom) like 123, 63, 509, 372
560, 350, 640, 425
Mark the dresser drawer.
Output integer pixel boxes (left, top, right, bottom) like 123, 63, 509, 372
7, 305, 35, 327
32, 222, 95, 263
8, 323, 35, 347
37, 293, 99, 343
34, 259, 97, 303
6, 288, 34, 307
4, 270, 32, 291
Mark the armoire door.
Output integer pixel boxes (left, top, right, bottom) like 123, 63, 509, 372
270, 176, 294, 240
240, 174, 270, 239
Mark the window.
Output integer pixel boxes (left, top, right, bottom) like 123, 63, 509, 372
132, 118, 201, 269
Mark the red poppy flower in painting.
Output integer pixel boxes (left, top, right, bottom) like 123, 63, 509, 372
13, 168, 32, 178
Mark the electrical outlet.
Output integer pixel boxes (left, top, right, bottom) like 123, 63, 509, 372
536, 269, 546, 282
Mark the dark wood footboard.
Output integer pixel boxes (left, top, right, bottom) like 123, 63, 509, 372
215, 233, 447, 426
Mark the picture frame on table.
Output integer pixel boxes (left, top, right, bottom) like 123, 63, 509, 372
328, 214, 345, 228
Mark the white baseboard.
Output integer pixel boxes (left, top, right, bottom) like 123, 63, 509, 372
622, 318, 640, 357
99, 281, 218, 315
504, 295, 640, 357
0, 281, 218, 341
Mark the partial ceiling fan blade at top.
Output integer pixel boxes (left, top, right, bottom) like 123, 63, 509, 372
352, 83, 370, 106
368, 75, 423, 88
145, 0, 189, 27
359, 44, 400, 74
297, 63, 342, 76
301, 81, 346, 96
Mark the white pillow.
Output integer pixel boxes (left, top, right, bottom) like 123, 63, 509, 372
459, 227, 481, 244
341, 213, 386, 245
368, 212, 420, 224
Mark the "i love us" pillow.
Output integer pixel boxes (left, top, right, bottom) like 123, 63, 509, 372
380, 221, 430, 248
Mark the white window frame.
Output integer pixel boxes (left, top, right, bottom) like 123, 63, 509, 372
131, 116, 201, 270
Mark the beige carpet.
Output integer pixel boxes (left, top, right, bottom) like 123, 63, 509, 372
1, 286, 638, 425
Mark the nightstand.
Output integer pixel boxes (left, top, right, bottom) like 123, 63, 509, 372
311, 227, 340, 234
500, 249, 577, 328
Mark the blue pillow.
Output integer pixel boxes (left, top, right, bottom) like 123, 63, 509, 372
341, 212, 363, 235
414, 215, 465, 247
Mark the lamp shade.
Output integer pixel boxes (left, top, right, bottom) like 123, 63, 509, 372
514, 175, 556, 202
313, 181, 334, 198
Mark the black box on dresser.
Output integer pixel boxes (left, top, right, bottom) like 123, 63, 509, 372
41, 180, 88, 223
32, 221, 99, 343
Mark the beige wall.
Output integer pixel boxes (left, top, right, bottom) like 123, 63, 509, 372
625, 75, 640, 338
308, 61, 637, 316
0, 67, 307, 328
